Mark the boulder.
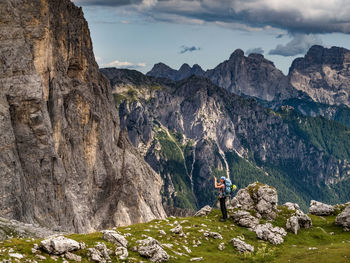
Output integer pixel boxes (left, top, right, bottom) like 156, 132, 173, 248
231, 189, 254, 211
203, 232, 223, 239
170, 225, 183, 234
283, 202, 304, 216
190, 257, 203, 261
87, 248, 105, 263
230, 238, 254, 253
255, 223, 287, 245
194, 205, 212, 217
284, 203, 312, 235
309, 200, 334, 216
40, 236, 80, 255
230, 210, 259, 229
115, 246, 128, 260
335, 204, 350, 228
218, 242, 225, 251
102, 230, 128, 248
286, 216, 300, 235
136, 237, 169, 262
231, 182, 278, 220
65, 252, 82, 262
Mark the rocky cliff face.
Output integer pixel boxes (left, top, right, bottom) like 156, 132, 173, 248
289, 45, 350, 107
103, 68, 350, 212
0, 0, 165, 232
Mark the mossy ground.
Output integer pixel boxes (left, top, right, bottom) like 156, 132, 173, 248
0, 207, 349, 263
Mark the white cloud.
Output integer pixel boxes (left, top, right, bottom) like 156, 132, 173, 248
103, 60, 146, 69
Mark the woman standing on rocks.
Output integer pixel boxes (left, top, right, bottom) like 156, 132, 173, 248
214, 176, 228, 222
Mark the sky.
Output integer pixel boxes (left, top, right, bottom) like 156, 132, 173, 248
72, 0, 350, 74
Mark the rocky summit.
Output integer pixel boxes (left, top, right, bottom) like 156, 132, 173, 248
0, 183, 349, 262
0, 0, 165, 233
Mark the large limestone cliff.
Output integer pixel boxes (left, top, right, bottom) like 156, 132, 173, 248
0, 0, 166, 232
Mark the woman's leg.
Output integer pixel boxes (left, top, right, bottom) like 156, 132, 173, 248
220, 197, 227, 220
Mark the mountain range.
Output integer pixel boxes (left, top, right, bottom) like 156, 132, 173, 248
101, 50, 350, 214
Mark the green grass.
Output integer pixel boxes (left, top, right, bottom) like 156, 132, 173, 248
1, 208, 349, 263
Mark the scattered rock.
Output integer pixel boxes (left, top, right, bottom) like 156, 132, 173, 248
9, 253, 24, 259
65, 252, 82, 262
286, 214, 312, 234
255, 223, 287, 245
158, 230, 166, 235
204, 232, 223, 239
230, 210, 259, 229
218, 242, 225, 251
230, 238, 254, 253
102, 230, 128, 247
335, 204, 350, 228
40, 236, 81, 255
170, 225, 183, 234
115, 246, 128, 260
309, 200, 334, 216
35, 254, 47, 260
182, 245, 191, 254
190, 257, 203, 261
194, 206, 212, 217
136, 237, 169, 262
286, 216, 300, 235
87, 248, 105, 263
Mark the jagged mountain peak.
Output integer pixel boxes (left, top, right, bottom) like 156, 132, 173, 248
229, 48, 245, 60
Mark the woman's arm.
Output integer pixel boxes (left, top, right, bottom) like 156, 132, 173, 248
213, 177, 225, 189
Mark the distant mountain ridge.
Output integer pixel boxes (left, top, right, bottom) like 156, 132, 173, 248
147, 45, 350, 105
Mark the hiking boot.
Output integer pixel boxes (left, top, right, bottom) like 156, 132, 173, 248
219, 218, 226, 222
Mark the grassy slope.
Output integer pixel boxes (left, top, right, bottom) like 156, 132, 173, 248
1, 208, 349, 263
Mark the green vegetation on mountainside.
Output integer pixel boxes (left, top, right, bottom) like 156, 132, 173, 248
1, 208, 349, 263
154, 126, 197, 210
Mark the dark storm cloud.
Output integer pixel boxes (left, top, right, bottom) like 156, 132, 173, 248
73, 0, 142, 6
180, 45, 201, 54
73, 0, 350, 34
246, 47, 264, 55
269, 34, 323, 57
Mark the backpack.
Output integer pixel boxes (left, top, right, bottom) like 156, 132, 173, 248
224, 178, 232, 196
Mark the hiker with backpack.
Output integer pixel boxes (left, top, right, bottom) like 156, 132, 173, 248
213, 176, 232, 222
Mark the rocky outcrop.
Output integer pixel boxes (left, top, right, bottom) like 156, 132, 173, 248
231, 238, 254, 253
102, 230, 128, 248
135, 237, 170, 262
283, 202, 312, 234
255, 223, 287, 245
231, 182, 278, 220
0, 0, 166, 232
40, 236, 81, 255
335, 204, 350, 228
309, 200, 335, 216
194, 206, 212, 217
289, 45, 350, 107
230, 210, 260, 229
